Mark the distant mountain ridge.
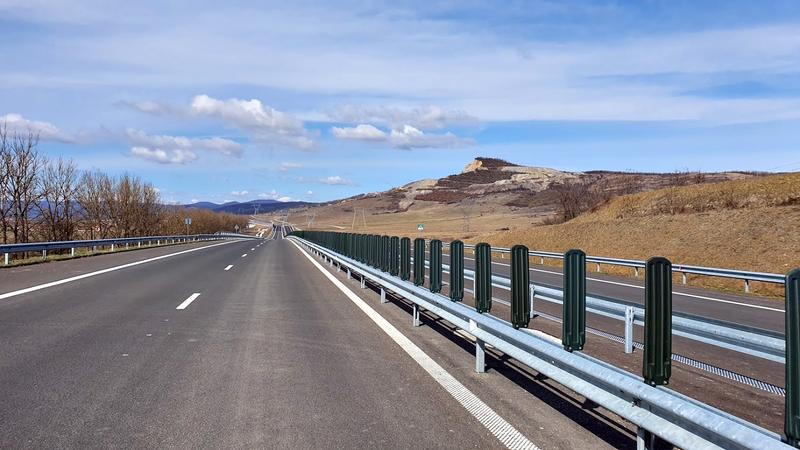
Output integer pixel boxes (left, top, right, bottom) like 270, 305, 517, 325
185, 199, 314, 215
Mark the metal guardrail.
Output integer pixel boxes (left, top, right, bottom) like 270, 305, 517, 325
447, 243, 784, 293
414, 256, 784, 363
441, 261, 785, 363
291, 235, 791, 450
1, 232, 258, 265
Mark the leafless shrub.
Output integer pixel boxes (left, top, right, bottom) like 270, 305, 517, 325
553, 180, 604, 222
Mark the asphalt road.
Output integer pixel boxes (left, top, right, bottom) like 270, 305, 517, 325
0, 236, 628, 449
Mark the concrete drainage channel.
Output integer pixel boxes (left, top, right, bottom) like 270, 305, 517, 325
291, 233, 795, 450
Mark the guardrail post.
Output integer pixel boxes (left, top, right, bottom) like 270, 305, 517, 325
474, 243, 492, 313
366, 235, 373, 267
563, 249, 586, 352
372, 235, 380, 269
643, 257, 672, 386
381, 235, 390, 272
4, 252, 9, 265
70, 247, 75, 257
390, 236, 399, 276
400, 237, 411, 281
111, 244, 115, 251
470, 319, 486, 373
413, 238, 425, 286
786, 268, 800, 446
624, 306, 635, 354
430, 239, 442, 293
42, 249, 46, 260
511, 245, 530, 329
450, 240, 464, 302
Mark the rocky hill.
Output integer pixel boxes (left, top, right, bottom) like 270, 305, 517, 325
264, 157, 759, 237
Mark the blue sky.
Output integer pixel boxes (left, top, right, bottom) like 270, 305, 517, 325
1, 0, 799, 204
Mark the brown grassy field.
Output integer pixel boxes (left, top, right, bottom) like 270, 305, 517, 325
479, 173, 800, 296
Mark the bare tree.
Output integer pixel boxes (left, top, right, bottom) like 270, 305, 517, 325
38, 157, 79, 241
0, 124, 12, 243
77, 171, 112, 239
5, 130, 43, 243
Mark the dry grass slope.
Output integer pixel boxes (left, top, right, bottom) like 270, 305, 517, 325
480, 172, 800, 296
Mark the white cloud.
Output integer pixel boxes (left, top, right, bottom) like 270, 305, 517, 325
130, 146, 197, 164
319, 176, 355, 186
259, 190, 294, 202
126, 129, 242, 158
331, 124, 387, 141
330, 123, 474, 149
259, 190, 279, 199
305, 190, 313, 196
388, 125, 474, 149
1, 113, 74, 143
330, 105, 478, 130
279, 162, 303, 172
117, 100, 178, 116
230, 190, 249, 197
190, 94, 313, 149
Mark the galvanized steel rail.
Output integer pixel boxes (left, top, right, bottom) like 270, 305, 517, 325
451, 243, 784, 293
291, 234, 792, 450
1, 232, 257, 265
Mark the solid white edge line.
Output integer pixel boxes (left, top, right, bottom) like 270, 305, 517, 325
288, 239, 540, 450
176, 292, 201, 310
224, 265, 234, 271
0, 240, 237, 301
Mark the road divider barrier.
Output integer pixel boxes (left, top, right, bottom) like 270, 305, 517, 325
562, 249, 587, 352
447, 242, 785, 294
289, 230, 798, 449
1, 232, 259, 266
787, 269, 800, 445
510, 245, 530, 329
474, 243, 492, 313
450, 240, 464, 302
430, 239, 443, 294
414, 238, 425, 286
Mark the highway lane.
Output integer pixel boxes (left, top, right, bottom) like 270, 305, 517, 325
0, 239, 236, 295
1, 237, 554, 448
430, 249, 785, 333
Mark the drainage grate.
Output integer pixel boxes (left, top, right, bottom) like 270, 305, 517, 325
534, 310, 786, 397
